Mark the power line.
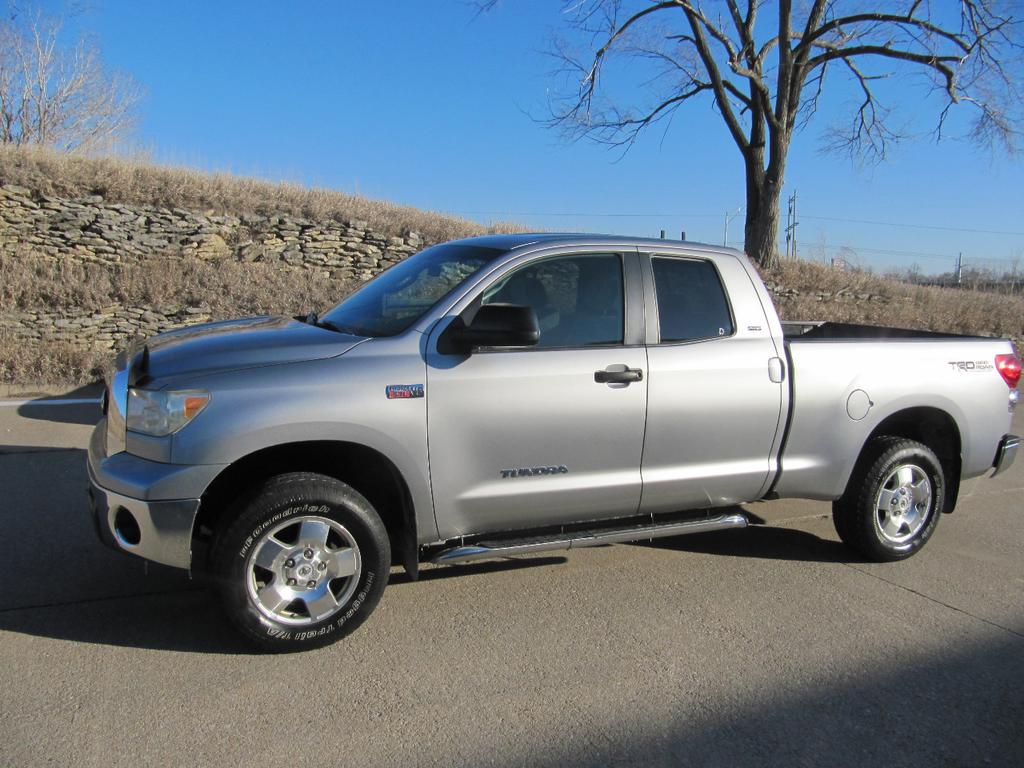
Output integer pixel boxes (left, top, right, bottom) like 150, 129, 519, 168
723, 206, 742, 246
810, 244, 955, 262
449, 210, 722, 219
798, 214, 1024, 237
450, 209, 1024, 237
719, 235, 1012, 270
784, 190, 798, 260
855, 248, 1017, 265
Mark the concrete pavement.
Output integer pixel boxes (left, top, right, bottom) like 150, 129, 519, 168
0, 400, 1021, 767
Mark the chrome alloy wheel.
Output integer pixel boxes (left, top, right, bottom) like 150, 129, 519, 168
874, 464, 933, 545
245, 516, 362, 626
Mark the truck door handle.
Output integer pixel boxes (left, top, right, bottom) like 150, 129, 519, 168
595, 367, 643, 384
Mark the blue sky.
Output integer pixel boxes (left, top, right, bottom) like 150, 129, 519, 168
61, 1, 1024, 275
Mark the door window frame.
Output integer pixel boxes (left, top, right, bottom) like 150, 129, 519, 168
639, 252, 738, 346
447, 247, 646, 352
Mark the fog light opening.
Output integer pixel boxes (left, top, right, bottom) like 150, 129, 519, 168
113, 508, 141, 547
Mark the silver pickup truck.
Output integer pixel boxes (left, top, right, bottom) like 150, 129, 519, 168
87, 234, 1020, 650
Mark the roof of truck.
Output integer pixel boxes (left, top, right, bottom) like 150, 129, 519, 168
449, 232, 745, 256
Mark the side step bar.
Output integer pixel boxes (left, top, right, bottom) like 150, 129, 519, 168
430, 512, 748, 566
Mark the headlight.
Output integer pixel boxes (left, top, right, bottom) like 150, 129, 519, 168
127, 388, 210, 437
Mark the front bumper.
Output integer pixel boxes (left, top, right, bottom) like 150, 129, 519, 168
992, 434, 1020, 478
88, 462, 200, 569
87, 418, 223, 570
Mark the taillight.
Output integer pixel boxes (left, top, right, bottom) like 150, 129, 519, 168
995, 354, 1021, 388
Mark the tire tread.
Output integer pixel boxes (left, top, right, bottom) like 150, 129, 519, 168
833, 436, 944, 562
209, 471, 390, 652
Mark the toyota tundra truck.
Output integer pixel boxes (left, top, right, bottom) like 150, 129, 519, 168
87, 234, 1021, 650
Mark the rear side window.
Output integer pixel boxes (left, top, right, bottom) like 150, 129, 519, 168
652, 257, 734, 342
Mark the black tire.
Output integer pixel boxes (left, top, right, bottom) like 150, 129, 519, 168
833, 437, 945, 562
210, 472, 390, 652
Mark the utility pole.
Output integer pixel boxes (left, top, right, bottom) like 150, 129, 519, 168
784, 191, 799, 260
723, 206, 742, 246
956, 252, 963, 285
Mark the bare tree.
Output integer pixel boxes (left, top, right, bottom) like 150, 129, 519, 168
481, 1, 1022, 267
0, 9, 141, 153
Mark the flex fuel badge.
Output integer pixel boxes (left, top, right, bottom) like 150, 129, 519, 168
385, 384, 424, 399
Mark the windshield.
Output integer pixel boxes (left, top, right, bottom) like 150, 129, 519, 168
320, 243, 503, 336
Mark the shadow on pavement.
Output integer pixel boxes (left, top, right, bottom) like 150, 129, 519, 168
393, 556, 568, 585
15, 398, 102, 426
0, 587, 261, 654
0, 439, 569, 652
638, 521, 861, 563
0, 443, 253, 653
0, 557, 571, 653
0, 430, 852, 653
497, 634, 1024, 767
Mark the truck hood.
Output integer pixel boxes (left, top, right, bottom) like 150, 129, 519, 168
138, 315, 366, 385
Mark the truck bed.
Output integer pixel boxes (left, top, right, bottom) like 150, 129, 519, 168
782, 321, 990, 342
773, 325, 1013, 502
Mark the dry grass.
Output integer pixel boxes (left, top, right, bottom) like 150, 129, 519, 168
762, 259, 1024, 353
0, 144, 1019, 385
3, 251, 1019, 387
0, 144, 523, 240
0, 251, 360, 386
0, 329, 109, 385
0, 250, 354, 317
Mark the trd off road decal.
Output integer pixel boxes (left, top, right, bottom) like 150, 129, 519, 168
947, 360, 995, 372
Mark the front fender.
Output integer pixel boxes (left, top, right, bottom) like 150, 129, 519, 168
168, 341, 436, 541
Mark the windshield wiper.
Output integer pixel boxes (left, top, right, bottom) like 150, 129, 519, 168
316, 318, 369, 337
301, 310, 371, 336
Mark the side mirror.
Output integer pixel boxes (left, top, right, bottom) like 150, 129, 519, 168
442, 303, 540, 353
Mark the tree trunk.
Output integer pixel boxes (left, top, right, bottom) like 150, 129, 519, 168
743, 171, 783, 270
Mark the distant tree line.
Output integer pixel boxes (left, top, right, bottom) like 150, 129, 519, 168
886, 260, 1024, 295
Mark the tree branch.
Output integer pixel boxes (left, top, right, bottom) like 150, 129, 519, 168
679, 2, 750, 152
806, 45, 960, 98
798, 11, 974, 56
822, 57, 900, 162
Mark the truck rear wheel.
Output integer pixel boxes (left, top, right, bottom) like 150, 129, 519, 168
833, 437, 945, 562
210, 472, 390, 651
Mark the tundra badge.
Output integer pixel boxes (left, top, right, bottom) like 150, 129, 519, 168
500, 465, 569, 478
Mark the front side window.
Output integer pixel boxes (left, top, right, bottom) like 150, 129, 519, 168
652, 257, 734, 342
321, 243, 502, 336
482, 253, 624, 348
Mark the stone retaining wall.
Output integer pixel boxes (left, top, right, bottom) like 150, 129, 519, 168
0, 304, 215, 350
0, 183, 895, 350
0, 183, 437, 348
764, 281, 892, 305
0, 182, 428, 275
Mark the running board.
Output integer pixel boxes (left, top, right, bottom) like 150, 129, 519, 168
430, 512, 749, 566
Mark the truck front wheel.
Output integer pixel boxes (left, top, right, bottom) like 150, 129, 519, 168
833, 437, 945, 562
210, 472, 390, 651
